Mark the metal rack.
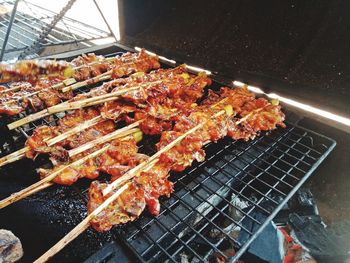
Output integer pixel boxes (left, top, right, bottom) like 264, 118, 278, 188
0, 0, 113, 61
117, 122, 335, 262
0, 48, 336, 262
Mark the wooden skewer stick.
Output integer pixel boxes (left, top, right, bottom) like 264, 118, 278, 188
0, 145, 111, 210
33, 182, 130, 263
7, 78, 162, 130
46, 116, 103, 146
61, 70, 112, 93
0, 85, 26, 94
2, 70, 113, 106
1, 115, 105, 167
33, 158, 159, 263
68, 121, 142, 158
50, 80, 163, 113
0, 147, 28, 167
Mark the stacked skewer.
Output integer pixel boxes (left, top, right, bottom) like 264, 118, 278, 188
0, 49, 285, 262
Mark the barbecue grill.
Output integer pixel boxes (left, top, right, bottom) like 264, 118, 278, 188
0, 0, 349, 263
1, 1, 349, 262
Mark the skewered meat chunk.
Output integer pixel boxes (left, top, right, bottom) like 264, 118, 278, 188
88, 162, 173, 232
38, 136, 144, 186
0, 59, 70, 83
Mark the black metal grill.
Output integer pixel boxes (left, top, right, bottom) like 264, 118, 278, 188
116, 123, 335, 262
0, 47, 336, 262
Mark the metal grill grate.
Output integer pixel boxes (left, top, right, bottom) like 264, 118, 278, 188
117, 124, 335, 262
0, 47, 336, 262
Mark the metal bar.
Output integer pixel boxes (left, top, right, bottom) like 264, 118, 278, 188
0, 0, 20, 61
93, 0, 117, 42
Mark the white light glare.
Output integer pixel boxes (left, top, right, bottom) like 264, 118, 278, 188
233, 80, 245, 87
247, 86, 264, 94
134, 47, 176, 64
233, 81, 264, 94
266, 93, 350, 127
185, 65, 212, 75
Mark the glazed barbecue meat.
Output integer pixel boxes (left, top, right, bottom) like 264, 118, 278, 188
0, 76, 71, 115
88, 162, 173, 232
0, 49, 160, 116
88, 180, 146, 232
38, 136, 145, 185
0, 59, 70, 83
24, 66, 211, 159
87, 86, 286, 232
25, 108, 115, 161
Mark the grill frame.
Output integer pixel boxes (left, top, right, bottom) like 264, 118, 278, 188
0, 45, 336, 262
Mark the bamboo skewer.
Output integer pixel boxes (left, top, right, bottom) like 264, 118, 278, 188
2, 70, 113, 107
46, 116, 103, 146
0, 147, 28, 167
68, 121, 142, 157
7, 78, 162, 130
1, 116, 105, 167
50, 80, 163, 113
34, 158, 159, 263
0, 145, 111, 209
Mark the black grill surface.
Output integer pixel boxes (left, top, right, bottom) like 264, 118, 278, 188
0, 47, 336, 262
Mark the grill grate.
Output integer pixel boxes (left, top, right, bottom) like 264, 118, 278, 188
0, 47, 336, 262
117, 124, 335, 262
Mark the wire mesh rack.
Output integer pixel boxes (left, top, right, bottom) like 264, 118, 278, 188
0, 0, 112, 61
116, 122, 335, 262
0, 48, 336, 262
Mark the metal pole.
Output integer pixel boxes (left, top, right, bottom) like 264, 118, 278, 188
0, 0, 20, 61
93, 0, 118, 42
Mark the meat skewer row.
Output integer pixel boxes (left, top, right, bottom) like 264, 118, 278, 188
0, 50, 145, 84
0, 129, 144, 210
6, 64, 197, 129
0, 71, 213, 208
3, 84, 254, 207
1, 87, 252, 214
34, 89, 285, 262
0, 66, 210, 166
0, 50, 160, 116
